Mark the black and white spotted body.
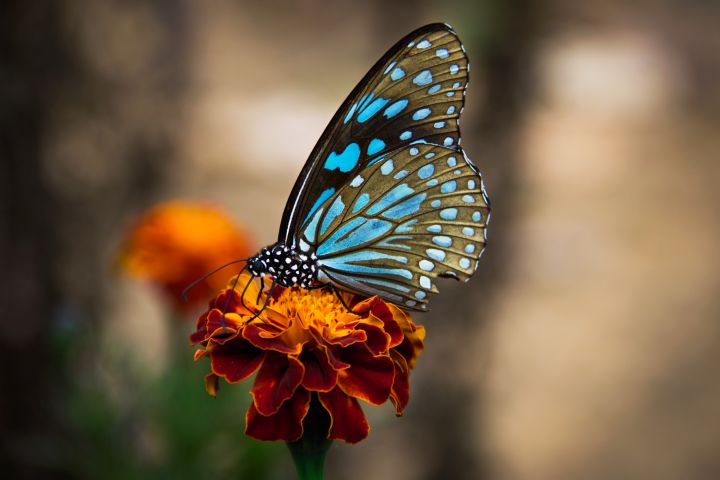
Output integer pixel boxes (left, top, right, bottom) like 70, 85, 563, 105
246, 242, 318, 288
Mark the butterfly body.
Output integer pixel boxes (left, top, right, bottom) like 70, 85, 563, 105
244, 23, 490, 312
246, 243, 318, 288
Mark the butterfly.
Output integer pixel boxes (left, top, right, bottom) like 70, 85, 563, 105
238, 23, 490, 312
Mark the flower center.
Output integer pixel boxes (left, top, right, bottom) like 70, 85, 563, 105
270, 287, 352, 331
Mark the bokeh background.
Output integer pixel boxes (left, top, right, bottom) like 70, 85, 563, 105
2, 0, 719, 479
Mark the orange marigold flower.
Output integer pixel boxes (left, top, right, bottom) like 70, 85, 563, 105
118, 201, 254, 309
191, 272, 425, 444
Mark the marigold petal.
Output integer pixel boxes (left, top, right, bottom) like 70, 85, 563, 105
251, 353, 305, 416
246, 388, 311, 442
300, 346, 338, 392
394, 323, 426, 369
210, 288, 248, 315
355, 322, 390, 355
354, 297, 404, 346
319, 387, 369, 444
205, 373, 220, 397
191, 308, 245, 344
193, 348, 207, 361
243, 322, 303, 354
321, 326, 367, 347
389, 351, 410, 415
337, 344, 394, 405
210, 340, 265, 383
324, 346, 351, 371
373, 300, 406, 346
119, 202, 256, 311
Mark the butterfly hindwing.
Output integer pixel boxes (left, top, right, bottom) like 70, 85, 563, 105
279, 23, 470, 244
296, 144, 489, 311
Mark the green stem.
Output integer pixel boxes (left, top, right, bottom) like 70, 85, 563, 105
287, 394, 332, 480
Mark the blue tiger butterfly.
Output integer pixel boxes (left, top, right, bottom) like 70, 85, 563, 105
238, 23, 490, 312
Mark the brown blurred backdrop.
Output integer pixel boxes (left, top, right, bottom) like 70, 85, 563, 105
2, 1, 719, 479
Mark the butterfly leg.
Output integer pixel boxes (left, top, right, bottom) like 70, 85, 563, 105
246, 277, 278, 323
239, 272, 255, 314
329, 283, 355, 314
255, 277, 266, 305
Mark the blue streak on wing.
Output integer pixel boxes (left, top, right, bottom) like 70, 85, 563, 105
324, 143, 361, 172
377, 235, 413, 249
367, 138, 386, 156
320, 196, 345, 236
382, 193, 427, 219
395, 219, 417, 233
352, 193, 370, 213
323, 250, 409, 265
321, 255, 412, 279
344, 102, 358, 124
303, 207, 325, 243
357, 93, 373, 111
317, 217, 393, 256
302, 188, 335, 227
366, 153, 388, 167
357, 97, 390, 123
384, 99, 408, 119
366, 184, 414, 216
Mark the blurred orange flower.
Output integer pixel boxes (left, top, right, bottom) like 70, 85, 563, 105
192, 272, 425, 444
119, 201, 254, 310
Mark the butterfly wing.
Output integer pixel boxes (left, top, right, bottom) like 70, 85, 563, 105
297, 144, 489, 311
279, 23, 470, 245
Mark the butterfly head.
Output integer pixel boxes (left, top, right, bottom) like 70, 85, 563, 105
247, 242, 318, 288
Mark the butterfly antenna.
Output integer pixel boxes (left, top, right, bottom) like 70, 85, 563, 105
181, 257, 250, 302
329, 284, 355, 313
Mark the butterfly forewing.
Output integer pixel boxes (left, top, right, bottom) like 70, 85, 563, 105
297, 144, 489, 311
280, 23, 470, 244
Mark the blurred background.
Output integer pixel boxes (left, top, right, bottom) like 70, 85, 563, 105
2, 0, 719, 479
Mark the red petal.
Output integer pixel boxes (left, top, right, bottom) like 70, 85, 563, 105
243, 322, 303, 354
324, 346, 351, 371
210, 339, 265, 383
209, 288, 246, 314
193, 309, 243, 343
300, 346, 338, 392
368, 299, 404, 347
356, 322, 390, 355
319, 387, 369, 444
251, 354, 305, 416
337, 344, 394, 405
389, 351, 410, 415
394, 324, 426, 369
321, 327, 367, 347
205, 373, 220, 397
246, 388, 311, 442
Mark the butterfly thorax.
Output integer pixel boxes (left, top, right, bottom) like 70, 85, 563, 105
247, 242, 318, 288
